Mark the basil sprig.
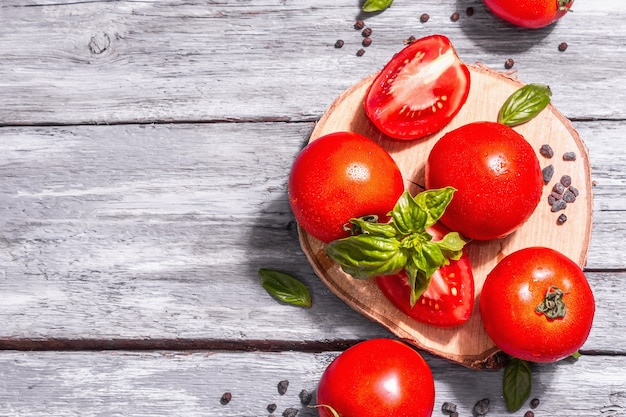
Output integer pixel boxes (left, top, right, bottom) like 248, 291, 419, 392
503, 357, 532, 412
498, 83, 552, 127
326, 187, 469, 305
362, 0, 394, 12
259, 268, 312, 308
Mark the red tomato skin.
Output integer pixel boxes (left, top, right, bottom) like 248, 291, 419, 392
480, 247, 595, 363
483, 0, 574, 29
288, 132, 404, 243
376, 225, 475, 327
425, 121, 543, 241
316, 339, 435, 417
364, 34, 470, 140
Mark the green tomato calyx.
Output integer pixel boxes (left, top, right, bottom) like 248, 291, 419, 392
535, 286, 567, 320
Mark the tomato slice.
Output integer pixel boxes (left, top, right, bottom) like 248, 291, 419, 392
375, 225, 475, 327
364, 34, 470, 140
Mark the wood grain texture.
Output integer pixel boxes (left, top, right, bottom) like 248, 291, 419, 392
0, 1, 625, 124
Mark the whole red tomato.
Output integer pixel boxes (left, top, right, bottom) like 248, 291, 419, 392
288, 132, 404, 243
425, 121, 543, 241
483, 0, 574, 29
480, 247, 595, 362
364, 34, 470, 140
316, 338, 435, 417
376, 224, 475, 327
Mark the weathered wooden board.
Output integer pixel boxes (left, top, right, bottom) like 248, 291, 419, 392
0, 1, 625, 125
0, 350, 624, 417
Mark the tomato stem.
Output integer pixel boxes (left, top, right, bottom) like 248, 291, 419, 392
535, 286, 567, 319
558, 0, 573, 12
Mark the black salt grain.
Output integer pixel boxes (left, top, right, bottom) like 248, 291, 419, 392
540, 144, 554, 158
282, 407, 299, 417
277, 380, 289, 395
268, 403, 277, 413
442, 401, 457, 413
473, 398, 490, 415
542, 165, 554, 183
563, 151, 577, 161
299, 389, 313, 405
557, 213, 568, 225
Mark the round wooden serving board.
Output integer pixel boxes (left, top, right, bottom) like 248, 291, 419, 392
298, 64, 593, 369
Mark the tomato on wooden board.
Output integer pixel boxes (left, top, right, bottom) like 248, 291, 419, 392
425, 121, 543, 241
364, 34, 470, 141
288, 131, 404, 243
376, 224, 474, 327
480, 247, 595, 363
483, 0, 574, 29
316, 338, 435, 417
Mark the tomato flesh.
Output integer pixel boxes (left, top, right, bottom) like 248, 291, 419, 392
288, 131, 404, 243
483, 0, 574, 29
364, 34, 470, 140
425, 121, 543, 241
316, 338, 435, 417
376, 225, 474, 327
480, 247, 595, 362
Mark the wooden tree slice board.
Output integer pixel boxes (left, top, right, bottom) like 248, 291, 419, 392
298, 64, 593, 369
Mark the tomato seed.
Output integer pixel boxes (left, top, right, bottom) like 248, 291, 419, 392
530, 398, 540, 408
466, 7, 475, 16
354, 19, 365, 30
560, 174, 572, 187
420, 13, 430, 23
334, 39, 344, 48
356, 48, 365, 56
473, 398, 490, 415
362, 37, 372, 47
299, 389, 312, 405
362, 27, 373, 37
557, 213, 568, 225
442, 401, 457, 413
504, 58, 515, 69
542, 165, 554, 184
277, 379, 289, 395
563, 151, 577, 161
540, 144, 555, 158
282, 407, 299, 417
558, 42, 568, 51
451, 12, 460, 21
220, 392, 232, 405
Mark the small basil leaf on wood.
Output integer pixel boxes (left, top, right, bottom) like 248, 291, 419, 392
498, 83, 552, 127
362, 0, 394, 12
258, 268, 312, 308
503, 357, 532, 412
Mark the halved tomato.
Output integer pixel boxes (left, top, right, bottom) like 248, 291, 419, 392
376, 224, 474, 327
364, 34, 470, 140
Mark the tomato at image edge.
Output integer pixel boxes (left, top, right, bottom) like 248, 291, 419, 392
288, 131, 404, 243
376, 223, 475, 327
480, 247, 595, 363
364, 34, 470, 141
316, 338, 435, 417
483, 0, 574, 29
425, 121, 543, 241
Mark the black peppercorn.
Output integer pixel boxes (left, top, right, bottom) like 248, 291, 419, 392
504, 58, 515, 69
530, 398, 540, 408
540, 144, 555, 158
558, 42, 568, 51
282, 407, 299, 417
420, 13, 430, 23
362, 27, 373, 37
299, 389, 313, 405
404, 35, 417, 44
466, 7, 475, 16
354, 20, 365, 30
277, 379, 289, 395
356, 48, 365, 57
362, 37, 372, 47
473, 398, 490, 415
560, 174, 572, 187
220, 392, 232, 405
563, 151, 577, 161
557, 213, 568, 225
451, 12, 460, 21
524, 411, 535, 417
334, 39, 344, 48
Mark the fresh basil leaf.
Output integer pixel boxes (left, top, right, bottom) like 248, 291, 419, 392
362, 0, 394, 12
503, 357, 532, 412
258, 268, 312, 308
404, 265, 430, 307
348, 216, 398, 238
326, 235, 407, 279
413, 187, 456, 228
390, 191, 427, 234
413, 241, 445, 279
498, 83, 552, 127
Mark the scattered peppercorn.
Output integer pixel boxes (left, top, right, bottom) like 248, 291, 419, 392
362, 37, 372, 47
524, 411, 535, 417
282, 407, 299, 417
420, 13, 430, 23
560, 174, 572, 187
277, 379, 289, 395
563, 189, 577, 203
220, 392, 232, 405
569, 185, 579, 197
540, 144, 555, 158
530, 398, 540, 408
542, 165, 554, 184
473, 398, 490, 415
404, 35, 417, 44
299, 389, 313, 405
451, 12, 460, 21
442, 401, 457, 413
563, 151, 577, 161
466, 7, 475, 16
504, 58, 515, 69
356, 48, 365, 56
548, 194, 557, 206
267, 403, 277, 413
558, 42, 568, 51
551, 199, 567, 212
362, 27, 373, 37
552, 182, 565, 195
354, 19, 365, 30
557, 213, 568, 225
334, 39, 344, 48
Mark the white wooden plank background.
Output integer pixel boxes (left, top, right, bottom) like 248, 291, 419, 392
1, 0, 626, 416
